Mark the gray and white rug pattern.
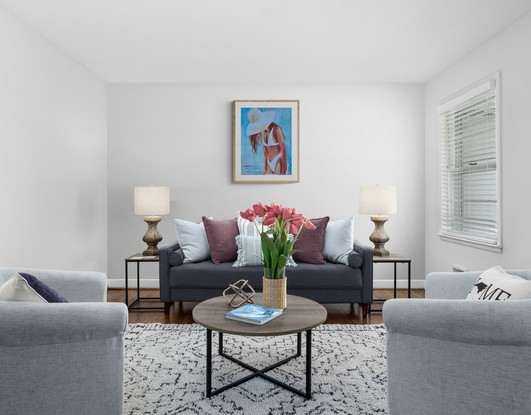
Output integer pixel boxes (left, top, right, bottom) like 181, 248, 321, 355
124, 324, 387, 414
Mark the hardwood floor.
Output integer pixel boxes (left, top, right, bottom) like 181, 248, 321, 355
107, 288, 425, 325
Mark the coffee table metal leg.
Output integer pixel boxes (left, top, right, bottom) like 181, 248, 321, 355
306, 329, 312, 399
207, 330, 313, 399
206, 329, 212, 397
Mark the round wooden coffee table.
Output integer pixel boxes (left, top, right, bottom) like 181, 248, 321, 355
193, 294, 327, 399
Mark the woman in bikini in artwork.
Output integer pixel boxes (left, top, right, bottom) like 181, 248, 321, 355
246, 108, 288, 175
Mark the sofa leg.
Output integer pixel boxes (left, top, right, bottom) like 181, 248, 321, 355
164, 302, 171, 315
362, 303, 369, 318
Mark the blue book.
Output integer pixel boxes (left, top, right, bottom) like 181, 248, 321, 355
224, 303, 283, 325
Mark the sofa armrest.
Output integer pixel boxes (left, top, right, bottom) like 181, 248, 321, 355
159, 240, 181, 302
352, 240, 373, 304
383, 298, 531, 345
0, 267, 107, 302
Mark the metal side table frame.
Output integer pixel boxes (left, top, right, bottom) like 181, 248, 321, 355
125, 254, 164, 311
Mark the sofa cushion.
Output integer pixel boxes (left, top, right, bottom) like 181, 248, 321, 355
169, 261, 361, 290
174, 218, 211, 263
237, 215, 270, 237
0, 273, 68, 303
323, 216, 354, 265
466, 265, 531, 301
202, 217, 239, 264
233, 235, 297, 268
293, 217, 330, 264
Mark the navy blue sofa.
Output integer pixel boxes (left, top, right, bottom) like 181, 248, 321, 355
159, 240, 373, 317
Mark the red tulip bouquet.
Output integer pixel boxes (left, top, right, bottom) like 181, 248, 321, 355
240, 202, 316, 280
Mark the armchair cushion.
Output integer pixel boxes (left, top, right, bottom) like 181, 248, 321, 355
0, 273, 68, 303
466, 265, 531, 301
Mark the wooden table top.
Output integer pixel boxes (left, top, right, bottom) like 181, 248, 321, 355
192, 294, 327, 336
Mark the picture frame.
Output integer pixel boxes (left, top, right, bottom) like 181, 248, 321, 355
233, 100, 299, 183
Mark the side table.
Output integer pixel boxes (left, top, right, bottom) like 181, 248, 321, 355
371, 254, 411, 313
125, 253, 164, 311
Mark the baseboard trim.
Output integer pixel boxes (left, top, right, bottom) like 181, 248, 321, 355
373, 279, 425, 289
108, 279, 160, 289
108, 279, 425, 290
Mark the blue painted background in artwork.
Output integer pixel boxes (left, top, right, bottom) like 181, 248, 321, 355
240, 107, 292, 175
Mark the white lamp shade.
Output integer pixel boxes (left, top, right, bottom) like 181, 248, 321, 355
359, 184, 397, 215
134, 186, 170, 216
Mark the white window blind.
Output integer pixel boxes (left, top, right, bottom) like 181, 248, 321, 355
438, 74, 501, 249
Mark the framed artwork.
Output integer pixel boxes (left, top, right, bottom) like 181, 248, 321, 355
233, 100, 299, 183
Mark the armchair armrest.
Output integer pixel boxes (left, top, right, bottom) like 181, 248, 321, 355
0, 302, 127, 415
353, 240, 373, 304
0, 267, 107, 302
0, 302, 128, 346
383, 299, 531, 415
159, 240, 181, 302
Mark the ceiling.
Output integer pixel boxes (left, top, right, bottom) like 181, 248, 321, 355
2, 0, 531, 83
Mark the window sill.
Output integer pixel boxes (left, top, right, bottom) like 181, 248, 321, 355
439, 234, 502, 254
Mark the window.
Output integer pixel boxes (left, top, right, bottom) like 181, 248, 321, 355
438, 73, 501, 250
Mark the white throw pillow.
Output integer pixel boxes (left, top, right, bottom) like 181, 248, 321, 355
0, 273, 47, 302
233, 235, 297, 268
466, 265, 531, 301
174, 218, 211, 263
237, 214, 269, 237
323, 216, 354, 265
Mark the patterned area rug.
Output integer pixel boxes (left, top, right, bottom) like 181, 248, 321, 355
124, 324, 388, 414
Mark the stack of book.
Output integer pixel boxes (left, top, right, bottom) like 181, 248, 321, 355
225, 304, 283, 325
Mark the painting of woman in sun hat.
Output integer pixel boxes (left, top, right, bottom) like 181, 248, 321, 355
241, 107, 292, 175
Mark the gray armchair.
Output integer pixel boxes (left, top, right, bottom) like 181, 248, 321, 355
383, 269, 531, 415
0, 267, 128, 415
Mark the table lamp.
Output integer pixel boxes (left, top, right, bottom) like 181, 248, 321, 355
359, 184, 397, 256
134, 185, 170, 256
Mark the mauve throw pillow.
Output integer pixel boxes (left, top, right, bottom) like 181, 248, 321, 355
202, 217, 239, 264
293, 217, 330, 264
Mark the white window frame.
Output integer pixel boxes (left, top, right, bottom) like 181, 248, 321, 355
437, 73, 502, 252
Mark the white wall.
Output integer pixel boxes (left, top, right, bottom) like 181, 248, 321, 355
108, 83, 425, 287
0, 6, 108, 272
425, 11, 531, 273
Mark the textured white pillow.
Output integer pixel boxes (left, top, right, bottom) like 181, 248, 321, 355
323, 216, 354, 265
0, 273, 47, 302
174, 218, 211, 263
233, 235, 297, 268
237, 215, 269, 237
466, 265, 531, 301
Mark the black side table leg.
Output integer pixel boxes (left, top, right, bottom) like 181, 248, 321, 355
206, 329, 212, 397
297, 332, 302, 356
394, 262, 397, 298
408, 262, 411, 298
219, 332, 223, 355
125, 261, 129, 306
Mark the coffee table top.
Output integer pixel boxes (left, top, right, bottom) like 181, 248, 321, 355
193, 294, 327, 336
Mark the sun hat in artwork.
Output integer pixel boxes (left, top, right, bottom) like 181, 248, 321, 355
246, 108, 276, 136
